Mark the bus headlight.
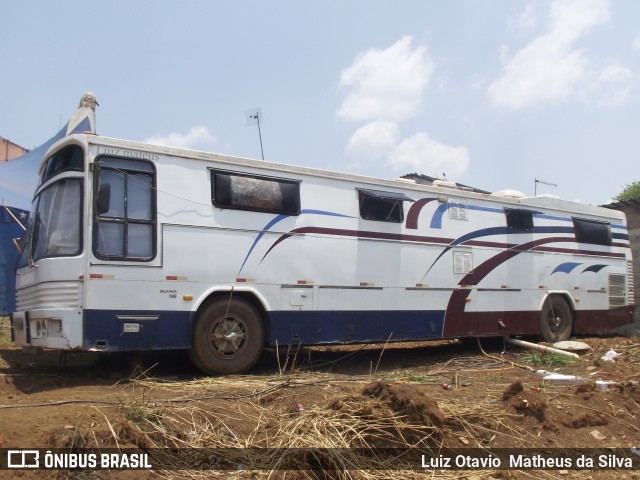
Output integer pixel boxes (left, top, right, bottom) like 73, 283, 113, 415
34, 320, 47, 338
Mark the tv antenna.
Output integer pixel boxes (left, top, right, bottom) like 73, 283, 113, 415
534, 178, 557, 196
245, 108, 264, 160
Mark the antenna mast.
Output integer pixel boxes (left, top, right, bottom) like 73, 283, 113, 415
534, 178, 557, 196
245, 108, 265, 160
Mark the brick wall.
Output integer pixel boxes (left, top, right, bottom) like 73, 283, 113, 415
0, 137, 29, 162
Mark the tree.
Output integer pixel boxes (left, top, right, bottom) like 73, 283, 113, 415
616, 180, 640, 202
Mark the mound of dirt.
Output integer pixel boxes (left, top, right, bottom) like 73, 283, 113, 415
514, 399, 547, 422
575, 381, 596, 393
506, 392, 547, 422
502, 380, 524, 400
562, 412, 609, 429
362, 380, 444, 427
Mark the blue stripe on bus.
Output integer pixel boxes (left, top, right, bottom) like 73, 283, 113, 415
551, 262, 583, 274
423, 225, 576, 278
83, 309, 193, 351
428, 205, 628, 232
430, 204, 504, 229
82, 309, 446, 350
266, 310, 446, 345
238, 213, 291, 275
238, 209, 354, 276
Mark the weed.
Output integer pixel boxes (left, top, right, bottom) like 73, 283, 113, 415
487, 373, 505, 383
384, 370, 431, 383
522, 351, 575, 367
624, 346, 640, 363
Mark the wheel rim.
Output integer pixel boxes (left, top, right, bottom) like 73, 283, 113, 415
208, 313, 248, 358
546, 307, 565, 333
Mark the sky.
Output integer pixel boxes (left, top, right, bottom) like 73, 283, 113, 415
1, 0, 639, 206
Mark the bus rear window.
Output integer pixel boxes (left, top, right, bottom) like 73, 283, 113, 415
573, 218, 612, 246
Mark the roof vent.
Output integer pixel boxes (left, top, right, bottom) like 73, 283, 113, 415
491, 189, 526, 199
395, 177, 416, 184
432, 180, 458, 189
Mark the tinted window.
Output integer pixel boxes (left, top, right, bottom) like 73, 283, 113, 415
505, 209, 534, 231
573, 218, 612, 246
41, 145, 84, 183
358, 190, 405, 223
211, 170, 300, 215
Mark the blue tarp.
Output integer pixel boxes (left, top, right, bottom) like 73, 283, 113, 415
0, 206, 28, 315
0, 93, 96, 316
0, 116, 92, 210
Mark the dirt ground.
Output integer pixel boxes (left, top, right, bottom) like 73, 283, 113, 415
1, 316, 639, 480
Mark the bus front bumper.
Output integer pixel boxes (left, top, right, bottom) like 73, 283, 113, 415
11, 309, 83, 350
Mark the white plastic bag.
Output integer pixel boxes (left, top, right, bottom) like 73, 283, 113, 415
601, 349, 620, 362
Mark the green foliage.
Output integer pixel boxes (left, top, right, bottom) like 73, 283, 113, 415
616, 180, 640, 201
522, 352, 574, 367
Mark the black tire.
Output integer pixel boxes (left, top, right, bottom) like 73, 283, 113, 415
539, 296, 573, 343
189, 297, 265, 375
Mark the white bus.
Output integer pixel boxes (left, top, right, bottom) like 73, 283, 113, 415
11, 134, 635, 374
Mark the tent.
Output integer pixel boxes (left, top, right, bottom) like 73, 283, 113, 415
0, 92, 98, 316
0, 206, 28, 315
0, 92, 98, 210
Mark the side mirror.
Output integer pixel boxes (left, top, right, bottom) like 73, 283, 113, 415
97, 183, 111, 215
13, 236, 25, 254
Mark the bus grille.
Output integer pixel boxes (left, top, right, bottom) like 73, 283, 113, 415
16, 282, 83, 311
628, 261, 635, 305
608, 274, 626, 309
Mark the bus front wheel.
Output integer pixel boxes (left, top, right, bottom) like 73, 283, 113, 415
189, 297, 265, 375
539, 296, 573, 343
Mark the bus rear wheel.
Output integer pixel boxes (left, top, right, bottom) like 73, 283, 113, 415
539, 296, 573, 343
189, 297, 265, 375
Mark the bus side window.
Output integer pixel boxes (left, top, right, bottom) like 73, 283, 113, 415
357, 189, 413, 223
505, 209, 534, 231
573, 218, 612, 246
93, 157, 156, 261
211, 170, 300, 215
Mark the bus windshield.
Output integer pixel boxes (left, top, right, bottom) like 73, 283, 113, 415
31, 178, 82, 261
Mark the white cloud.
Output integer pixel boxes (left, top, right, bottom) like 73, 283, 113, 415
388, 132, 469, 179
633, 35, 640, 50
548, 0, 609, 42
345, 120, 399, 160
144, 125, 217, 149
488, 0, 614, 109
344, 123, 470, 179
498, 44, 510, 65
338, 36, 470, 179
508, 4, 537, 31
591, 64, 636, 107
337, 36, 435, 122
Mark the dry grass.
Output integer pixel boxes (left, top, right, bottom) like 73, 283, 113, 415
79, 372, 526, 479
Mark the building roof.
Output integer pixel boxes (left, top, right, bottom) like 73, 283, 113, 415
401, 173, 492, 195
602, 198, 640, 210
